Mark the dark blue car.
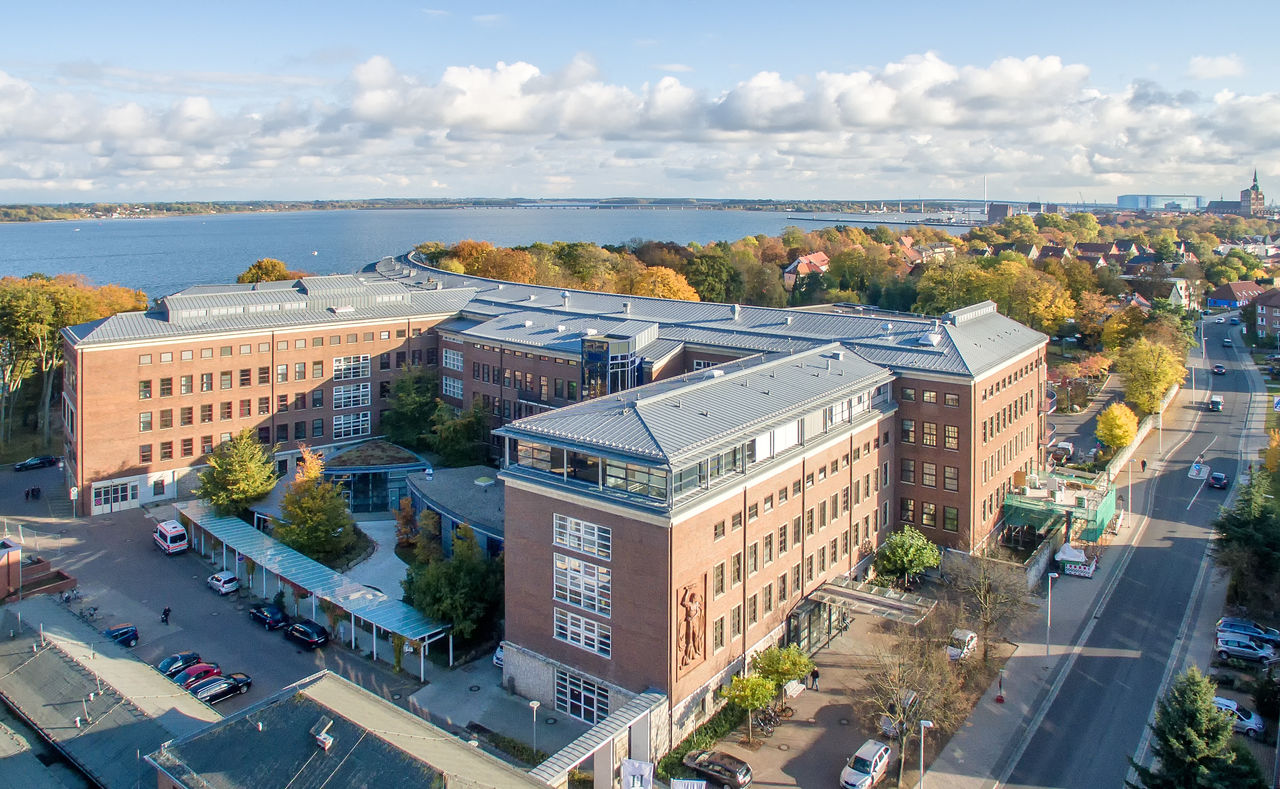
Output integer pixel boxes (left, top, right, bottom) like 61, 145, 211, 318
103, 624, 138, 648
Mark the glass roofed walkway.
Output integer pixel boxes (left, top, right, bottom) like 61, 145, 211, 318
176, 503, 451, 680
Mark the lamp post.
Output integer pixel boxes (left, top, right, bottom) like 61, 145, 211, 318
918, 719, 934, 789
1046, 572, 1059, 660
529, 700, 540, 756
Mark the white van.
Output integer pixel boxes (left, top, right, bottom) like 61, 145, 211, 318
153, 520, 189, 554
1208, 396, 1224, 412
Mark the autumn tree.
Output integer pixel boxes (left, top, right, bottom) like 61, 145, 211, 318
237, 258, 295, 283
628, 266, 700, 301
193, 428, 279, 517
1074, 291, 1111, 348
1008, 268, 1075, 334
1101, 305, 1147, 352
949, 559, 1028, 662
750, 644, 814, 699
720, 675, 777, 743
1096, 403, 1139, 449
274, 447, 358, 566
394, 497, 418, 548
1115, 337, 1185, 413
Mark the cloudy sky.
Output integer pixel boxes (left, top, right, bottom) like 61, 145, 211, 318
1, 1, 1276, 203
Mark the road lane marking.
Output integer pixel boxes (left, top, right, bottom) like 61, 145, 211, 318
1186, 478, 1209, 510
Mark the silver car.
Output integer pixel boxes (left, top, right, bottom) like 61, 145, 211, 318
1216, 636, 1277, 664
1214, 696, 1265, 739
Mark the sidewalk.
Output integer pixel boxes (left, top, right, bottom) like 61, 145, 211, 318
928, 382, 1206, 788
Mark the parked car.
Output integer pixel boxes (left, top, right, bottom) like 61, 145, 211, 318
840, 739, 891, 789
174, 663, 222, 689
189, 673, 252, 704
1265, 354, 1280, 362
248, 603, 290, 630
682, 749, 753, 789
102, 623, 138, 648
207, 570, 240, 595
493, 644, 504, 668
879, 690, 919, 738
153, 520, 189, 554
1216, 636, 1278, 664
1050, 442, 1075, 462
947, 629, 978, 661
156, 651, 201, 678
1212, 364, 1226, 375
13, 455, 59, 472
1214, 696, 1265, 739
1216, 618, 1280, 646
1209, 472, 1229, 489
1223, 338, 1233, 347
283, 619, 330, 649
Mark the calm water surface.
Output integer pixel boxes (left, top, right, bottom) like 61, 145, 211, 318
0, 207, 959, 297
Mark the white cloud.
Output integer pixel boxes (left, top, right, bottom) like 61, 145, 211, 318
656, 63, 692, 73
0, 53, 1276, 201
1188, 55, 1244, 79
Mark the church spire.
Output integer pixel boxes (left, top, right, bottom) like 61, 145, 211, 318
1254, 169, 1260, 191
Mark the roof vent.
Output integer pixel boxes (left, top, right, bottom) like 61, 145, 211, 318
557, 325, 566, 332
528, 294, 537, 302
786, 316, 794, 325
623, 302, 631, 314
432, 281, 443, 291
561, 290, 571, 307
586, 328, 598, 336
708, 369, 725, 379
330, 305, 354, 314
524, 320, 534, 328
496, 283, 504, 290
732, 304, 741, 320
833, 350, 844, 361
310, 716, 334, 752
881, 321, 893, 334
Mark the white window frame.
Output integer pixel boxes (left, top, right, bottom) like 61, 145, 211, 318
332, 354, 371, 381
553, 514, 612, 560
332, 411, 371, 439
441, 376, 463, 399
554, 608, 611, 658
332, 382, 371, 410
442, 348, 465, 371
554, 668, 610, 724
554, 554, 611, 616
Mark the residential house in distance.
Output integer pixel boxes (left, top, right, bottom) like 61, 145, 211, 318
782, 251, 830, 290
1207, 281, 1267, 310
1113, 240, 1153, 259
918, 241, 956, 264
990, 242, 1040, 260
1251, 288, 1280, 342
1076, 242, 1120, 260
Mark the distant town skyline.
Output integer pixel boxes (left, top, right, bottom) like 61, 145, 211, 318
0, 1, 1276, 204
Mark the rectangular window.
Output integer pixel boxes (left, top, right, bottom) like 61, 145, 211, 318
294, 421, 306, 440
276, 424, 289, 443
239, 368, 251, 387
945, 425, 959, 451
139, 412, 152, 432
900, 498, 915, 522
219, 401, 232, 420
333, 383, 372, 410
763, 533, 774, 564
944, 466, 959, 492
294, 362, 306, 381
312, 361, 323, 379
922, 462, 937, 488
554, 609, 611, 658
441, 376, 463, 399
294, 393, 306, 411
333, 411, 371, 439
139, 444, 152, 463
442, 348, 464, 371
380, 353, 391, 371
900, 458, 915, 484
747, 594, 758, 626
945, 393, 960, 407
312, 419, 324, 437
159, 441, 173, 460
763, 584, 774, 614
731, 553, 742, 586
220, 371, 233, 390
713, 520, 725, 540
713, 563, 725, 597
901, 418, 916, 443
159, 377, 173, 397
552, 514, 612, 559
923, 390, 937, 403
731, 605, 742, 638
747, 544, 759, 576
747, 503, 759, 522
139, 354, 152, 365
138, 380, 152, 400
333, 355, 371, 381
277, 394, 289, 413
921, 502, 937, 528
179, 406, 193, 426
763, 494, 774, 513
554, 554, 612, 616
713, 618, 725, 651
731, 512, 743, 530
181, 438, 193, 457
943, 506, 959, 532
778, 524, 788, 554
180, 375, 193, 395
158, 409, 172, 429
778, 571, 788, 602
922, 422, 937, 448
258, 366, 270, 385
900, 387, 915, 401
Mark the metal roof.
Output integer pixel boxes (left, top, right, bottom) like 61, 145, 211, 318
809, 578, 938, 626
496, 343, 892, 464
177, 503, 448, 641
456, 310, 659, 353
531, 691, 667, 785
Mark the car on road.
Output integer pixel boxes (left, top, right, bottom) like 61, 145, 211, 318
1212, 364, 1226, 375
102, 623, 138, 648
1267, 354, 1280, 363
189, 673, 252, 704
1216, 618, 1280, 646
1214, 696, 1266, 739
1215, 317, 1226, 323
947, 629, 978, 661
1223, 338, 1233, 347
13, 455, 59, 472
174, 662, 222, 689
248, 603, 290, 630
156, 651, 201, 678
1209, 472, 1230, 489
493, 644, 504, 668
840, 739, 891, 789
207, 570, 240, 595
283, 619, 329, 649
1208, 395, 1224, 412
1216, 636, 1278, 664
1231, 317, 1241, 325
682, 749, 753, 788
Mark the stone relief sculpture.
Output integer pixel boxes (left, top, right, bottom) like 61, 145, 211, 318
678, 584, 705, 669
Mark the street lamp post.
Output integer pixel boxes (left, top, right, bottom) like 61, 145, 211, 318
529, 700, 541, 756
1046, 572, 1060, 660
918, 719, 935, 789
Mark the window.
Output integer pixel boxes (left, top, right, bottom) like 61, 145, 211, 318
139, 444, 152, 463
138, 380, 152, 400
944, 424, 960, 451
731, 512, 743, 530
312, 419, 324, 437
923, 390, 937, 403
555, 669, 609, 724
945, 393, 960, 407
294, 421, 306, 440
943, 506, 959, 532
553, 514, 611, 559
441, 376, 463, 399
181, 350, 193, 361
944, 466, 959, 492
312, 361, 324, 379
554, 609, 611, 657
713, 563, 725, 597
181, 438, 193, 457
277, 394, 289, 413
922, 422, 937, 447
731, 553, 742, 586
159, 409, 172, 429
922, 462, 937, 488
220, 401, 233, 420
380, 353, 391, 371
747, 594, 758, 626
901, 418, 916, 443
159, 441, 173, 460
713, 520, 725, 540
747, 544, 758, 575
554, 554, 611, 616
239, 369, 251, 387
200, 404, 213, 423
900, 387, 915, 401
219, 345, 233, 357
333, 411, 371, 439
139, 354, 152, 365
778, 486, 788, 504
900, 498, 915, 522
139, 412, 152, 432
333, 383, 371, 409
180, 407, 193, 426
312, 389, 324, 409
779, 571, 788, 601
763, 495, 774, 513
778, 525, 788, 554
747, 503, 759, 522
159, 378, 173, 397
731, 605, 743, 637
333, 355, 371, 381
764, 533, 774, 564
220, 371, 232, 390
238, 399, 251, 418
293, 362, 305, 381
713, 618, 725, 651
763, 584, 774, 614
442, 348, 464, 371
921, 502, 937, 528
180, 375, 193, 395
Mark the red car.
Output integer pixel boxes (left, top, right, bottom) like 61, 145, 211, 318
174, 662, 221, 689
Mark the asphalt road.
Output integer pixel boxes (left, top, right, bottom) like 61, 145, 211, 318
1006, 317, 1250, 787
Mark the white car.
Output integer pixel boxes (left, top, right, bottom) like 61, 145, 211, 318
1214, 696, 1265, 739
1215, 317, 1225, 324
947, 629, 978, 661
840, 739, 891, 789
879, 690, 919, 738
206, 570, 240, 595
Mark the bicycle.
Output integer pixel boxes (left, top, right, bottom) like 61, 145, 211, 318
79, 606, 98, 621
62, 588, 82, 604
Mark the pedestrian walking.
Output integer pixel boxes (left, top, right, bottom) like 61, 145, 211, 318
24, 488, 29, 501
161, 606, 171, 625
1140, 459, 1147, 472
810, 668, 820, 691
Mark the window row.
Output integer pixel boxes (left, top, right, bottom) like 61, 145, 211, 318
473, 362, 580, 402
136, 330, 421, 367
713, 515, 868, 600
553, 608, 611, 657
900, 498, 960, 531
554, 554, 611, 616
982, 390, 1035, 444
900, 419, 960, 450
899, 387, 961, 407
980, 357, 1041, 401
553, 514, 612, 560
899, 460, 960, 491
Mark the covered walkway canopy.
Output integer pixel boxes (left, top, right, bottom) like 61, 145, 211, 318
810, 576, 937, 626
176, 503, 451, 677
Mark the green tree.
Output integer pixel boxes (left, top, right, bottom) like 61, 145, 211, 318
380, 367, 439, 450
1211, 468, 1280, 610
412, 509, 445, 565
873, 526, 942, 586
1127, 666, 1264, 788
193, 428, 278, 516
402, 525, 503, 639
750, 644, 815, 698
719, 674, 777, 743
1115, 337, 1185, 413
1096, 403, 1139, 450
274, 448, 358, 566
683, 251, 743, 304
430, 399, 491, 466
236, 257, 295, 283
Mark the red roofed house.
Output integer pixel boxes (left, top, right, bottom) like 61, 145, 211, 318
1206, 281, 1267, 310
783, 251, 830, 289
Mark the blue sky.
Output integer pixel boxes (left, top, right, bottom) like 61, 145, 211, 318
1, 1, 1275, 202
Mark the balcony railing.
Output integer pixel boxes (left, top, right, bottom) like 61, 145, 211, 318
1041, 389, 1058, 415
